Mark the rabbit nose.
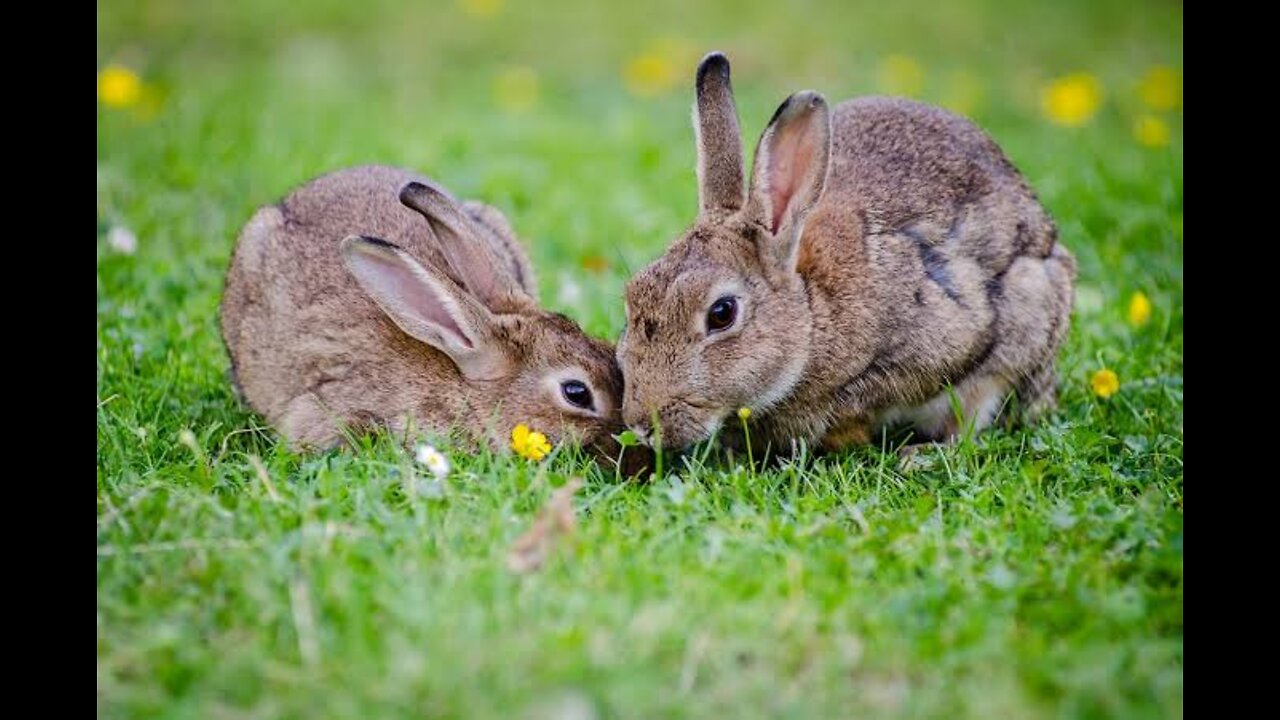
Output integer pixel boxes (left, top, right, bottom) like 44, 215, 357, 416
628, 422, 653, 446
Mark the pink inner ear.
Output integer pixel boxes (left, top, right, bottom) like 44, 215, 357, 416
354, 250, 473, 349
767, 122, 817, 234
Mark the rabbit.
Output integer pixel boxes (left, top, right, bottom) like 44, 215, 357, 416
220, 164, 648, 472
616, 53, 1076, 456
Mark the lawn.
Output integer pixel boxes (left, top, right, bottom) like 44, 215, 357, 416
96, 0, 1183, 717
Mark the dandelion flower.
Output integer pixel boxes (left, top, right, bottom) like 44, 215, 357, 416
1138, 66, 1180, 111
414, 444, 451, 479
1133, 115, 1171, 148
1090, 369, 1120, 399
877, 54, 925, 97
580, 255, 608, 273
493, 66, 539, 113
737, 407, 751, 421
1042, 73, 1103, 127
98, 65, 142, 108
1127, 291, 1153, 327
511, 423, 552, 461
624, 53, 677, 98
623, 38, 692, 98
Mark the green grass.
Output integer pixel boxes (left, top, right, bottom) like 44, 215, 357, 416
97, 1, 1183, 717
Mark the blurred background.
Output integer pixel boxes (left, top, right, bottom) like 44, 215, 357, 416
97, 0, 1182, 340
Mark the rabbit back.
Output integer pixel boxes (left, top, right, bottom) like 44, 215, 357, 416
803, 97, 1075, 440
220, 165, 528, 447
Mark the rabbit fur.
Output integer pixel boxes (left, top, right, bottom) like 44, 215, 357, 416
220, 165, 636, 464
617, 53, 1076, 454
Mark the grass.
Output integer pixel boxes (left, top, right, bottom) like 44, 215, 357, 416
97, 0, 1183, 717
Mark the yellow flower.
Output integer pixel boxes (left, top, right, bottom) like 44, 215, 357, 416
493, 66, 539, 113
459, 0, 502, 18
1090, 369, 1120, 399
98, 65, 142, 108
1133, 115, 1170, 148
1127, 291, 1153, 327
511, 423, 552, 461
877, 54, 925, 97
623, 37, 694, 98
1138, 66, 1180, 111
580, 254, 608, 273
737, 407, 751, 421
1041, 73, 1103, 127
624, 54, 676, 97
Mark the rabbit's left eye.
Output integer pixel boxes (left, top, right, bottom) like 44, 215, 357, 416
706, 296, 738, 333
561, 380, 595, 410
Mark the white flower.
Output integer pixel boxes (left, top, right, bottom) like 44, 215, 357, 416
107, 226, 137, 255
414, 444, 451, 479
556, 272, 583, 307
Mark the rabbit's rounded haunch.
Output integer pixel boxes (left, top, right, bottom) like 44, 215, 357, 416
618, 54, 1076, 453
221, 165, 638, 466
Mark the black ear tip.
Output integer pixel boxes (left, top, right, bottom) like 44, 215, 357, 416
400, 180, 452, 208
398, 181, 429, 206
696, 51, 731, 88
354, 235, 400, 250
700, 50, 729, 66
766, 96, 791, 125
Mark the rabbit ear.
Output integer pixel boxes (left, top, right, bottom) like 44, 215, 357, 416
341, 235, 508, 380
398, 182, 533, 311
694, 52, 746, 214
745, 91, 832, 272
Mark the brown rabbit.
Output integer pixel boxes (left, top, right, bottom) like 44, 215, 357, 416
618, 53, 1076, 454
221, 165, 644, 470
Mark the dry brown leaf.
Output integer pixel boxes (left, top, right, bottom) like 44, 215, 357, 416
506, 478, 584, 574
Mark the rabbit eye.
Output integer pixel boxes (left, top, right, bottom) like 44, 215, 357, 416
560, 380, 594, 410
706, 296, 738, 333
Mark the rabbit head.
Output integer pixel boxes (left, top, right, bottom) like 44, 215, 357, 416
618, 52, 833, 450
345, 182, 641, 469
